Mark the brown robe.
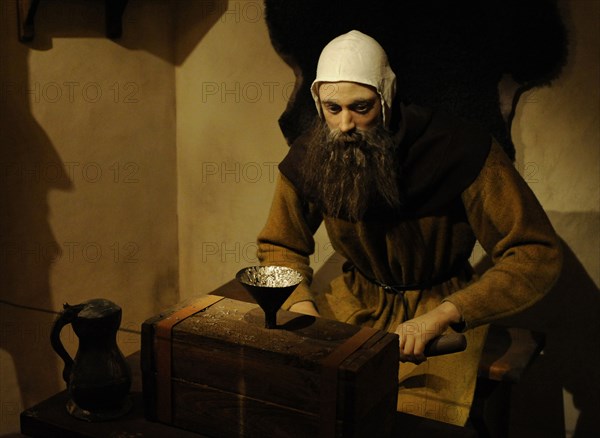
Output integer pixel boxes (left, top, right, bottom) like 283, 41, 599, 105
256, 141, 562, 425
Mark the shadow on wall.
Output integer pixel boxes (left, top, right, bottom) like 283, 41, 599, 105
0, 0, 229, 425
479, 230, 600, 437
0, 6, 71, 419
171, 0, 229, 66
23, 0, 229, 66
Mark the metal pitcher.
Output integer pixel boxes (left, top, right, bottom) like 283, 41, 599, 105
50, 298, 132, 421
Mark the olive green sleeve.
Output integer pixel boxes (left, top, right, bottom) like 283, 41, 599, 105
257, 173, 323, 310
443, 142, 563, 329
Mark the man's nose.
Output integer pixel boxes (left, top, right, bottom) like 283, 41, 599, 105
339, 110, 355, 133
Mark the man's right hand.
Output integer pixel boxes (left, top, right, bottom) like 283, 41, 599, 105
289, 301, 320, 317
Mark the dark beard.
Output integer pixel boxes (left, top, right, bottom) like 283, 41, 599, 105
303, 121, 403, 221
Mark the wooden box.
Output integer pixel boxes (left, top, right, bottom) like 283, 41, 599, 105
141, 295, 399, 437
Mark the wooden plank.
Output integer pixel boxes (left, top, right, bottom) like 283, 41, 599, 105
172, 380, 320, 438
141, 318, 159, 420
105, 0, 128, 39
154, 295, 225, 423
478, 325, 545, 383
16, 0, 40, 42
171, 333, 323, 413
141, 295, 226, 420
337, 331, 399, 420
346, 389, 398, 437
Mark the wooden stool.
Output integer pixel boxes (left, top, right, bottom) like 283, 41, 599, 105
471, 324, 564, 437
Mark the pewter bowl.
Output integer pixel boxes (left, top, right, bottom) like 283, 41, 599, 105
236, 266, 303, 328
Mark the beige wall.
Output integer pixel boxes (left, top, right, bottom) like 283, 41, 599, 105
175, 0, 316, 298
0, 0, 597, 435
0, 0, 177, 433
512, 2, 599, 435
497, 2, 599, 435
174, 1, 334, 300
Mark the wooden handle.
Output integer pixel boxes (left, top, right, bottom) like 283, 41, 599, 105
424, 333, 467, 357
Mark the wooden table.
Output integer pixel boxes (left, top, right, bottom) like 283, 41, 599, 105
21, 379, 473, 437
20, 281, 477, 437
20, 353, 474, 438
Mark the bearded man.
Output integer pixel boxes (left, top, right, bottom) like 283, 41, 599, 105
256, 30, 562, 426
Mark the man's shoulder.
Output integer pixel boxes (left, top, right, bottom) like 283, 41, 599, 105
399, 103, 493, 215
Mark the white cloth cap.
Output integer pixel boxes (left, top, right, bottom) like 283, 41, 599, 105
311, 30, 397, 127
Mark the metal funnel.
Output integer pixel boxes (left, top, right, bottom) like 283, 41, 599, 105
236, 266, 303, 329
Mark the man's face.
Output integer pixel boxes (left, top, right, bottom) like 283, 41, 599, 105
318, 82, 382, 133
303, 83, 400, 221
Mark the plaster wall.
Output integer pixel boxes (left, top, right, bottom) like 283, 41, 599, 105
174, 0, 332, 298
0, 0, 177, 433
510, 2, 600, 435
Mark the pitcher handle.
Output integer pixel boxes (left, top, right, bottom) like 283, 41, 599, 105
50, 303, 84, 385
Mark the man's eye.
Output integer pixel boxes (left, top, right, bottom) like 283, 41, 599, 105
354, 104, 371, 114
326, 104, 341, 114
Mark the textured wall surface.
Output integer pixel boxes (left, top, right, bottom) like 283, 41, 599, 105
0, 0, 178, 433
508, 2, 600, 435
174, 0, 304, 297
